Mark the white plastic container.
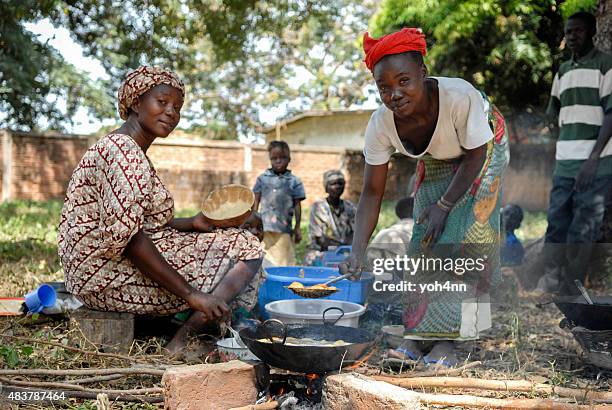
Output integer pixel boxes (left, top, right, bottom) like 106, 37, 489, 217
264, 299, 366, 328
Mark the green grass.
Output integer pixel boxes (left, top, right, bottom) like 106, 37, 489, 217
0, 200, 63, 297
0, 200, 548, 297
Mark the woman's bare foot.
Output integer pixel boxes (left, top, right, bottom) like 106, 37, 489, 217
164, 311, 208, 356
396, 339, 423, 361
423, 341, 458, 367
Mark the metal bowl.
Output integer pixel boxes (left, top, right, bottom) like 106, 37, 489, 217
265, 299, 365, 328
216, 337, 259, 361
201, 184, 254, 228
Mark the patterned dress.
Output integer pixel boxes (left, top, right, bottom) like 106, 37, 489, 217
405, 101, 509, 339
58, 133, 263, 315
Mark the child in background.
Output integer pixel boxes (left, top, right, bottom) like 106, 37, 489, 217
253, 141, 306, 266
501, 204, 525, 266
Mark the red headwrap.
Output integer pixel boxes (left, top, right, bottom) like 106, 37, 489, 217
363, 28, 427, 72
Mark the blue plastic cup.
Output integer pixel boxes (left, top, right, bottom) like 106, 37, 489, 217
24, 284, 57, 313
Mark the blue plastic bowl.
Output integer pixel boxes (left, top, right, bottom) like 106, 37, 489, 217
257, 266, 373, 319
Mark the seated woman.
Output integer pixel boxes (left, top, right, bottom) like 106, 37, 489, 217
304, 170, 356, 265
58, 66, 263, 354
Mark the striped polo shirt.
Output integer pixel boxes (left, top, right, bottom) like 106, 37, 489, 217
547, 47, 612, 177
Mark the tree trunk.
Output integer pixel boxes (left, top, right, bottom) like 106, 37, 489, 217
596, 0, 612, 52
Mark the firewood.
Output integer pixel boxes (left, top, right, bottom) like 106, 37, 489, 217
415, 392, 605, 409
0, 367, 166, 376
373, 376, 612, 401
228, 401, 279, 410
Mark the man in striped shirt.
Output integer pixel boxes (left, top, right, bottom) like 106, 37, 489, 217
536, 12, 612, 295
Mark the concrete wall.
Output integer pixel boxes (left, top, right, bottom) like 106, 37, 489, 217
0, 130, 555, 211
263, 111, 373, 150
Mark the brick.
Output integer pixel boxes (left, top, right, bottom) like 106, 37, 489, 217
162, 361, 257, 410
323, 373, 420, 410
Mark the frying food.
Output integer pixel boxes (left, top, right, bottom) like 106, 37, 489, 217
257, 336, 351, 346
287, 282, 337, 292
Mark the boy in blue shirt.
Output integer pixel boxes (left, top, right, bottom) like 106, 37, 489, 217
253, 141, 306, 266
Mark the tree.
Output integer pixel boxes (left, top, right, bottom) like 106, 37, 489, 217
0, 0, 114, 132
368, 0, 596, 111
2, 0, 375, 138
60, 0, 372, 138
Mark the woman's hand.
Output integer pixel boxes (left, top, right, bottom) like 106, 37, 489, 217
192, 212, 215, 233
339, 254, 364, 281
418, 203, 449, 248
185, 290, 230, 322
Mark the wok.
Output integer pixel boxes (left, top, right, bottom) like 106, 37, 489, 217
239, 318, 376, 374
554, 295, 612, 330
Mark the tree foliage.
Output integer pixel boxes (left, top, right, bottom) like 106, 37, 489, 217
369, 0, 596, 111
0, 0, 114, 132
2, 0, 375, 138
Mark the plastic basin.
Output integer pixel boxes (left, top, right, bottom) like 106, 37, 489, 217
257, 266, 373, 319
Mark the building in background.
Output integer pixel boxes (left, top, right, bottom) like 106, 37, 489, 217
260, 109, 374, 150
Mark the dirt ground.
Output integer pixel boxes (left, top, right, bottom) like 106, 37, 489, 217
1, 278, 610, 409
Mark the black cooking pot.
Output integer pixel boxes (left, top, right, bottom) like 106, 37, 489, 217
239, 319, 376, 374
554, 295, 612, 330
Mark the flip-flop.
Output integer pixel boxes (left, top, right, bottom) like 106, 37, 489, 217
422, 341, 458, 367
423, 355, 457, 368
395, 346, 422, 361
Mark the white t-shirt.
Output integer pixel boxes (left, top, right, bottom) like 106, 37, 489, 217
363, 77, 494, 165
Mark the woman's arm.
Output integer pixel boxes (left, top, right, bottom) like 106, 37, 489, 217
167, 217, 195, 231
342, 163, 389, 273
124, 230, 228, 319
167, 212, 214, 233
419, 144, 487, 245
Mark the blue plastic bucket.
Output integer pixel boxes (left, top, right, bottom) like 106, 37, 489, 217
321, 245, 352, 267
257, 266, 373, 319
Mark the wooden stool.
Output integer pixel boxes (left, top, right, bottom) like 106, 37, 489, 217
71, 307, 134, 353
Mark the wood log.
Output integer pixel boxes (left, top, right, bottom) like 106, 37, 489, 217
71, 307, 134, 353
0, 367, 166, 376
388, 361, 482, 378
373, 376, 612, 401
66, 374, 124, 384
228, 401, 278, 410
415, 392, 604, 409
